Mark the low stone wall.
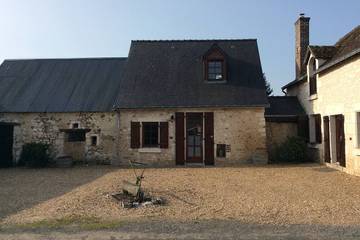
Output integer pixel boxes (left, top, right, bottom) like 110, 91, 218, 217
0, 112, 118, 164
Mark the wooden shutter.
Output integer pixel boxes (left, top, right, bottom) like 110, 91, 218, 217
130, 122, 140, 149
323, 116, 330, 163
336, 115, 346, 167
204, 112, 214, 165
175, 112, 185, 165
159, 122, 169, 148
315, 114, 322, 143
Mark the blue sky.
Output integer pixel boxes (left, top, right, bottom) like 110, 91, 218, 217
0, 0, 359, 94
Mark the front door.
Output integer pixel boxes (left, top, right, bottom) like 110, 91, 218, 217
0, 125, 14, 168
186, 113, 203, 163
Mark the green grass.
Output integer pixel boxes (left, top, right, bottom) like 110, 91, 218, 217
8, 216, 125, 231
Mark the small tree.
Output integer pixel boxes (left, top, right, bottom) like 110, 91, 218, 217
263, 73, 273, 96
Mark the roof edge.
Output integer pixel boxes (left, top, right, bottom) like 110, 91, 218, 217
3, 57, 128, 62
316, 48, 360, 74
131, 39, 257, 43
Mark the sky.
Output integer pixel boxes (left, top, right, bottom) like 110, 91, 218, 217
0, 0, 359, 94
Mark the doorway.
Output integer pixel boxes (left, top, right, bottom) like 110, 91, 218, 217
0, 124, 14, 168
186, 113, 203, 163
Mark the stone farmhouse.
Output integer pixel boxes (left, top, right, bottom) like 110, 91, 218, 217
0, 39, 290, 167
282, 15, 360, 175
1, 14, 358, 172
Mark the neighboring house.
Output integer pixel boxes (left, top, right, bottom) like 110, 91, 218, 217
282, 14, 360, 175
0, 40, 270, 167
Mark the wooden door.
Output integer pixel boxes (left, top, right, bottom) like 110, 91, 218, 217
323, 116, 330, 163
186, 113, 203, 163
175, 112, 185, 165
204, 112, 214, 165
0, 125, 14, 168
335, 115, 346, 167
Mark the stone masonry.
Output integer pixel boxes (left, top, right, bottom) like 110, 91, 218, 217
116, 107, 268, 166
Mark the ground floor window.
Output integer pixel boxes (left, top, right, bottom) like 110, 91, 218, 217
67, 131, 86, 142
130, 121, 169, 149
142, 122, 159, 147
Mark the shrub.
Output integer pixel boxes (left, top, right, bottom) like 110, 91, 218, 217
19, 142, 51, 167
273, 136, 308, 163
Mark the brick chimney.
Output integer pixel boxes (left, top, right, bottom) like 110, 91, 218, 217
295, 13, 310, 78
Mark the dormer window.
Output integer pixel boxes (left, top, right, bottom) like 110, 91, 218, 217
207, 60, 224, 80
203, 44, 227, 82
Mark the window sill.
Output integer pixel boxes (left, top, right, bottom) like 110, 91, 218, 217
309, 94, 318, 101
205, 80, 227, 84
138, 148, 161, 153
308, 142, 321, 148
353, 148, 360, 156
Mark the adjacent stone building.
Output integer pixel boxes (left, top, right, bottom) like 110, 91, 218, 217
0, 40, 270, 167
282, 15, 360, 175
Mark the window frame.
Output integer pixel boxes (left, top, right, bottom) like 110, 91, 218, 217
142, 122, 159, 148
356, 112, 360, 148
207, 60, 224, 81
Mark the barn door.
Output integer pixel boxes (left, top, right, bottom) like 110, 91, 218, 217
204, 112, 214, 165
175, 112, 185, 165
335, 115, 346, 167
323, 116, 330, 163
0, 125, 14, 168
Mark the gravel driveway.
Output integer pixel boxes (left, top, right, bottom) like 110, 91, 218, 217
1, 164, 360, 228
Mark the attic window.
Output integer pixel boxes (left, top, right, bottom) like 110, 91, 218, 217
203, 44, 227, 82
207, 60, 224, 80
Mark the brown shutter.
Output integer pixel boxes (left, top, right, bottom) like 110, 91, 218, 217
175, 112, 185, 165
315, 114, 322, 143
160, 122, 169, 148
204, 112, 214, 165
130, 122, 140, 149
336, 115, 346, 167
323, 116, 330, 163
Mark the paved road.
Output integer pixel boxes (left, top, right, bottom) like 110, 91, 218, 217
1, 220, 360, 240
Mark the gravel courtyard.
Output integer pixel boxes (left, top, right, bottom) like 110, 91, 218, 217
1, 164, 360, 228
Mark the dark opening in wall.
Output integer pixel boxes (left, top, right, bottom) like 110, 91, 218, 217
72, 123, 79, 129
216, 144, 226, 158
68, 131, 86, 142
91, 136, 98, 146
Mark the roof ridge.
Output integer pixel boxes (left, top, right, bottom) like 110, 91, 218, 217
4, 57, 127, 62
132, 39, 257, 43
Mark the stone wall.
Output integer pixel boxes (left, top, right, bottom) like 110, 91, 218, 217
287, 55, 360, 175
116, 107, 267, 166
265, 121, 298, 161
0, 112, 118, 164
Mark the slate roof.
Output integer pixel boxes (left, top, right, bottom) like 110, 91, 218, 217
306, 45, 337, 60
114, 40, 268, 109
283, 25, 360, 90
0, 58, 127, 112
265, 96, 305, 116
